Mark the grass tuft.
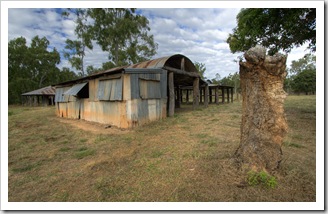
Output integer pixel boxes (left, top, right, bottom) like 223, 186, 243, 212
74, 147, 96, 159
247, 170, 277, 189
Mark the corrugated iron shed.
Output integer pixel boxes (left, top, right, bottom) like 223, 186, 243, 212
21, 86, 55, 96
54, 54, 203, 86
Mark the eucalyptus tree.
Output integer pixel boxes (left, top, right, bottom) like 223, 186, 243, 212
8, 36, 60, 104
87, 8, 157, 67
62, 9, 93, 76
194, 62, 206, 80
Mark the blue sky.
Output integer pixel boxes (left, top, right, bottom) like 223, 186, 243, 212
7, 7, 313, 79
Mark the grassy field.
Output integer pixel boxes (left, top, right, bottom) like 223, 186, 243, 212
8, 95, 316, 202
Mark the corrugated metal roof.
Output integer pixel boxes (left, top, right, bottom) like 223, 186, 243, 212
63, 82, 88, 96
21, 86, 55, 96
54, 54, 201, 86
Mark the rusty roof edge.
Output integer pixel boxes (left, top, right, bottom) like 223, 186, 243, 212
21, 86, 56, 96
53, 54, 200, 86
52, 68, 125, 87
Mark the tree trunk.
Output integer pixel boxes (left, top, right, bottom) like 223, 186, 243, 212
235, 45, 288, 172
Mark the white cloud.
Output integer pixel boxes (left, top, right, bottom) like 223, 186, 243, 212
8, 8, 312, 80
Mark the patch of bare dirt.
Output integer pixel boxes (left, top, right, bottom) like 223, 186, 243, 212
54, 117, 132, 135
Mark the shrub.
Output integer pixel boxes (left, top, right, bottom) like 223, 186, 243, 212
247, 170, 277, 188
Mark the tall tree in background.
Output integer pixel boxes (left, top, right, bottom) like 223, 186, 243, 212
226, 8, 316, 55
194, 62, 206, 80
62, 9, 93, 76
87, 8, 157, 67
29, 36, 61, 88
285, 54, 316, 94
8, 37, 33, 104
8, 36, 75, 104
220, 72, 240, 94
288, 54, 316, 75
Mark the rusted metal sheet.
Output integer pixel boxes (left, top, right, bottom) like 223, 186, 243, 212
67, 101, 80, 119
64, 82, 88, 96
139, 79, 161, 99
54, 54, 206, 128
55, 86, 71, 102
98, 77, 123, 101
130, 72, 164, 100
82, 100, 127, 127
21, 86, 55, 96
58, 102, 67, 117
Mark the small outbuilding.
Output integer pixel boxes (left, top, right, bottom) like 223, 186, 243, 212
21, 86, 55, 106
54, 54, 207, 128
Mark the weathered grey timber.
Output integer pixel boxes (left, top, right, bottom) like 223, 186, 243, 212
168, 72, 175, 117
193, 78, 199, 109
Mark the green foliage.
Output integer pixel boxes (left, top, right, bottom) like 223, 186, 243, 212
288, 54, 316, 75
285, 54, 316, 95
74, 147, 96, 159
62, 9, 93, 77
210, 73, 221, 84
247, 170, 277, 188
220, 72, 240, 93
87, 8, 157, 66
8, 36, 63, 104
291, 69, 316, 95
227, 8, 316, 55
194, 62, 206, 80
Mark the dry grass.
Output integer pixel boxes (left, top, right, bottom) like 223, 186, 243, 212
8, 95, 316, 202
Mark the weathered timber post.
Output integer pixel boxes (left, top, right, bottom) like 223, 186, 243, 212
176, 86, 181, 108
204, 84, 209, 108
168, 72, 175, 117
215, 87, 219, 104
186, 90, 189, 103
235, 45, 288, 172
222, 88, 225, 103
199, 87, 203, 103
209, 87, 212, 103
231, 88, 234, 103
227, 88, 230, 103
193, 77, 199, 110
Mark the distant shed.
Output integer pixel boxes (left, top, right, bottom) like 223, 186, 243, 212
21, 86, 55, 106
54, 54, 207, 128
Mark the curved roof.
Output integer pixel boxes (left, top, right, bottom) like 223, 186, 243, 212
55, 54, 203, 86
127, 54, 198, 73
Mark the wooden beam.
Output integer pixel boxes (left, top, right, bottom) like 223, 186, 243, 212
193, 77, 199, 110
163, 66, 200, 78
168, 72, 175, 117
204, 84, 209, 108
231, 88, 234, 103
181, 57, 185, 71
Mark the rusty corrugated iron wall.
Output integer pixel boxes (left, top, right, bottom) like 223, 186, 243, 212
54, 54, 200, 128
55, 70, 167, 128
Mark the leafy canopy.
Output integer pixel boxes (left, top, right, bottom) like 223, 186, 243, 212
62, 9, 93, 77
8, 36, 77, 104
194, 62, 206, 80
227, 8, 316, 55
87, 8, 157, 67
284, 54, 316, 94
